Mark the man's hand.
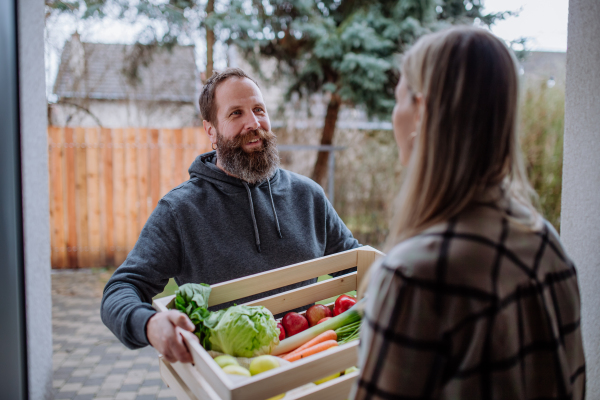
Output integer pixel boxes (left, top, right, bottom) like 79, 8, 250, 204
147, 310, 197, 363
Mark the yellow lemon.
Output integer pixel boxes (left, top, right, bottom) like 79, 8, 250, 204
314, 372, 341, 385
266, 394, 285, 400
344, 366, 359, 374
214, 355, 239, 369
249, 355, 280, 376
222, 365, 251, 377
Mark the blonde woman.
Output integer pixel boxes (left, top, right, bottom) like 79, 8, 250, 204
351, 27, 585, 400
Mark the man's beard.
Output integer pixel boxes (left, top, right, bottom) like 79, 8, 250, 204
216, 127, 280, 184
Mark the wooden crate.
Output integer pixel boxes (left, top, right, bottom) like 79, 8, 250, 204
152, 246, 384, 400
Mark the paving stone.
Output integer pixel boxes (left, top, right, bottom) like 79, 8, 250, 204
77, 385, 100, 394
72, 368, 92, 377
60, 383, 83, 392
120, 384, 141, 392
53, 379, 66, 388
157, 389, 176, 398
112, 367, 132, 374
135, 395, 158, 400
142, 379, 163, 387
145, 372, 161, 380
84, 377, 105, 386
138, 386, 161, 394
73, 395, 95, 400
116, 391, 138, 400
54, 391, 77, 399
66, 375, 87, 384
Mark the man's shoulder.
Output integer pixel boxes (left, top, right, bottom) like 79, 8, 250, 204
277, 168, 325, 195
159, 178, 207, 206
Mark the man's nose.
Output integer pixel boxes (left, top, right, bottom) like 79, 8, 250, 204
243, 113, 260, 132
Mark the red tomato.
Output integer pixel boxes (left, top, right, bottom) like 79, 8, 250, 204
334, 295, 357, 316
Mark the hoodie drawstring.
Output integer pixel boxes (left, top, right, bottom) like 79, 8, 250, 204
267, 179, 283, 239
243, 182, 261, 253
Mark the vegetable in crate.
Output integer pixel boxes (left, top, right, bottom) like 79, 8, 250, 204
333, 294, 357, 316
282, 312, 309, 336
203, 306, 280, 357
169, 283, 280, 357
272, 299, 363, 356
305, 304, 332, 326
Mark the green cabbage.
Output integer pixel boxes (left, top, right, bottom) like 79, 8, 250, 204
203, 305, 280, 358
170, 283, 280, 357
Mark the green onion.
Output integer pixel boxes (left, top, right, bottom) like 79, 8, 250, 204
271, 299, 364, 356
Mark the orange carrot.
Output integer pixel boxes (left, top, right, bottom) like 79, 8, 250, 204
283, 340, 338, 362
286, 330, 337, 357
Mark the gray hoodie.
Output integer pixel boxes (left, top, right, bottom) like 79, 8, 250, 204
101, 151, 359, 349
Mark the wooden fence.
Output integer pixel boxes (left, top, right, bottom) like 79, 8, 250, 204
48, 126, 212, 268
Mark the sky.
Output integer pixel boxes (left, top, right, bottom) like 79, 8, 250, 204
45, 0, 570, 96
482, 0, 569, 52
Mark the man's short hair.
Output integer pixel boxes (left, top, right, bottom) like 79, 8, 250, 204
199, 68, 259, 126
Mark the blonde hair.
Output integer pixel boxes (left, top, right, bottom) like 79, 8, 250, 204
385, 27, 540, 251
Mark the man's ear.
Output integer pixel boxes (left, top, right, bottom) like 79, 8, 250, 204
203, 120, 216, 145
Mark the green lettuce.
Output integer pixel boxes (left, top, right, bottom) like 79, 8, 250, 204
169, 283, 280, 357
203, 305, 280, 358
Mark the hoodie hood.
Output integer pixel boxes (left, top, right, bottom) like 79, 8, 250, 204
189, 151, 282, 252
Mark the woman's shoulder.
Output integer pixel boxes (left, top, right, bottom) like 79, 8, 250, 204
381, 223, 450, 281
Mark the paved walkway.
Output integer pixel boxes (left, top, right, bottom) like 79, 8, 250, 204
51, 269, 177, 400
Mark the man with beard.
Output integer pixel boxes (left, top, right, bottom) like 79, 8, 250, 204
101, 68, 359, 363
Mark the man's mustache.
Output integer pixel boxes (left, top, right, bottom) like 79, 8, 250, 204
231, 128, 274, 147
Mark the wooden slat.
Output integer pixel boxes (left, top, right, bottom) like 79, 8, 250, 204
174, 128, 184, 185
181, 330, 235, 400
159, 358, 199, 400
229, 341, 358, 400
75, 127, 90, 267
86, 127, 102, 267
150, 129, 161, 208
49, 126, 68, 268
183, 127, 196, 179
241, 273, 357, 316
288, 371, 358, 400
197, 127, 211, 153
137, 128, 149, 233
125, 128, 139, 252
170, 359, 222, 400
356, 246, 383, 299
160, 128, 174, 197
208, 249, 358, 307
100, 128, 115, 266
113, 128, 127, 265
64, 127, 78, 268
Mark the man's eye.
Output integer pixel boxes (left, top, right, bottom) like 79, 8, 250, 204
254, 107, 264, 113
231, 110, 241, 116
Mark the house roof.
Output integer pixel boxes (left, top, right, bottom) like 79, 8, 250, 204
53, 35, 198, 102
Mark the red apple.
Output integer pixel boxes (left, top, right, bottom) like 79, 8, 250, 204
282, 312, 309, 336
317, 317, 332, 325
306, 304, 333, 326
277, 323, 286, 341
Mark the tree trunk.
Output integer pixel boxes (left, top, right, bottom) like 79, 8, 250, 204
311, 93, 341, 187
206, 0, 215, 79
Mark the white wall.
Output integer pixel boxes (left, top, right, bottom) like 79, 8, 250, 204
561, 0, 600, 396
18, 0, 53, 398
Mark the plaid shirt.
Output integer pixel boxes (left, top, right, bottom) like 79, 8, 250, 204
351, 199, 585, 400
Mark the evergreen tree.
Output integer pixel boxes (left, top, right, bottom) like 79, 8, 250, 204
232, 0, 512, 185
